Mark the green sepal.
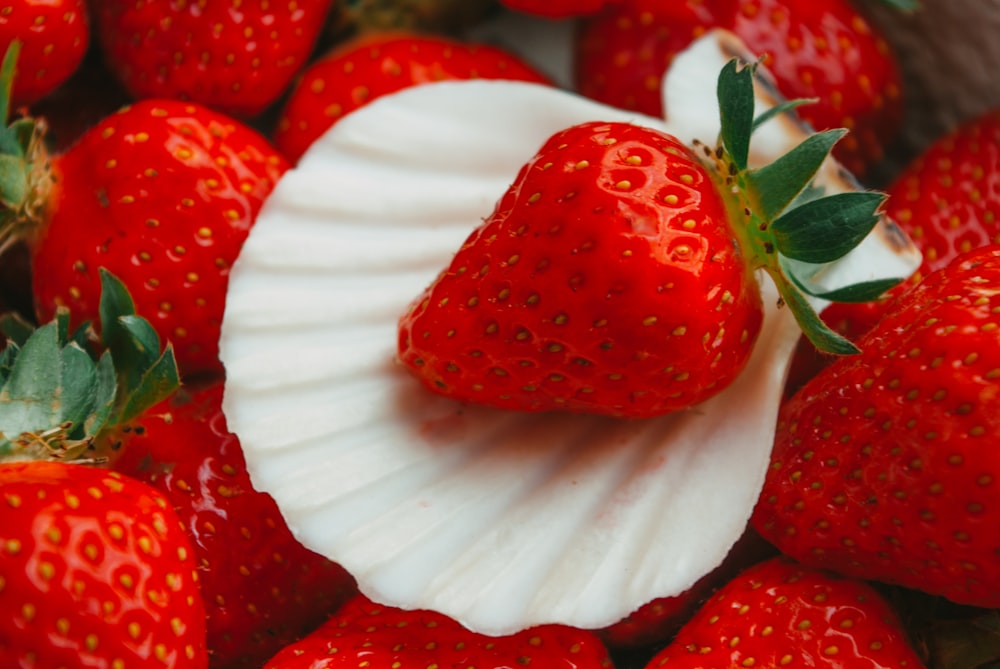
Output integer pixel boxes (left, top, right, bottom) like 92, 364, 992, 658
717, 59, 756, 171
112, 344, 179, 426
0, 40, 18, 126
0, 322, 63, 455
0, 154, 27, 208
877, 0, 918, 10
747, 128, 847, 220
83, 352, 117, 440
771, 191, 886, 263
752, 98, 817, 133
772, 277, 860, 355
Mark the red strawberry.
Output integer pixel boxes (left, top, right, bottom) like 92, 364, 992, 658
1, 95, 288, 378
498, 0, 613, 19
263, 592, 614, 668
785, 107, 1000, 395
574, 0, 904, 177
109, 381, 358, 669
398, 61, 891, 417
0, 0, 89, 107
273, 32, 552, 164
754, 245, 1000, 608
0, 461, 209, 668
643, 556, 926, 668
91, 0, 333, 118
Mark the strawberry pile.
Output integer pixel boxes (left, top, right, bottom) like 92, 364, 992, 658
1, 1, 1000, 668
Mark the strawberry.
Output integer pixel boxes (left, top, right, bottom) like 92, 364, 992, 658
109, 380, 358, 669
0, 461, 209, 668
263, 592, 614, 668
0, 43, 289, 378
91, 0, 333, 118
643, 556, 927, 668
274, 31, 552, 164
753, 245, 1000, 608
0, 270, 210, 666
398, 60, 894, 417
0, 0, 89, 107
785, 107, 1000, 395
574, 0, 904, 177
498, 0, 613, 19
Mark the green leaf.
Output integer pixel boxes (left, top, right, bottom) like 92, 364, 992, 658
83, 352, 117, 439
0, 40, 20, 126
59, 342, 99, 441
752, 98, 817, 132
0, 322, 62, 441
748, 128, 846, 220
0, 340, 19, 383
0, 153, 28, 208
771, 191, 886, 263
113, 346, 179, 425
776, 279, 860, 355
717, 58, 756, 172
799, 277, 903, 303
877, 0, 918, 10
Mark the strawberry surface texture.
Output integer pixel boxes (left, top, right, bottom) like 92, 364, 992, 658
0, 2, 999, 669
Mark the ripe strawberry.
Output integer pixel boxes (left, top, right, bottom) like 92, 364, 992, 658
0, 89, 288, 377
398, 60, 892, 417
785, 107, 1000, 395
263, 592, 614, 668
754, 245, 1000, 608
643, 556, 926, 668
498, 0, 613, 18
109, 381, 358, 669
91, 0, 333, 118
0, 461, 209, 668
274, 32, 552, 164
574, 0, 904, 177
0, 0, 89, 107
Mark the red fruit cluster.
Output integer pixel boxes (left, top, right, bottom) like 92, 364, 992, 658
2, 1, 999, 669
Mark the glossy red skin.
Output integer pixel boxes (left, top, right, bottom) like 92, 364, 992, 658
0, 0, 89, 107
786, 109, 1000, 394
398, 121, 762, 418
755, 246, 1000, 608
274, 32, 552, 164
92, 0, 332, 118
575, 0, 903, 177
110, 382, 358, 669
499, 0, 614, 18
645, 556, 926, 668
264, 592, 614, 668
31, 99, 288, 378
0, 461, 208, 668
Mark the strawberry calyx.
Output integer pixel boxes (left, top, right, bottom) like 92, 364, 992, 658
0, 269, 180, 463
0, 41, 54, 257
706, 58, 901, 355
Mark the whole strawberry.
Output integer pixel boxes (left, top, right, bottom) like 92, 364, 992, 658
0, 0, 89, 106
754, 245, 1000, 608
91, 0, 332, 118
398, 60, 891, 418
644, 556, 926, 668
274, 32, 551, 164
0, 461, 209, 668
1, 91, 288, 377
110, 381, 358, 669
264, 592, 614, 668
574, 0, 903, 177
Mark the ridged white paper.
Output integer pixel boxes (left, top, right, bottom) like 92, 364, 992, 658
219, 32, 920, 635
